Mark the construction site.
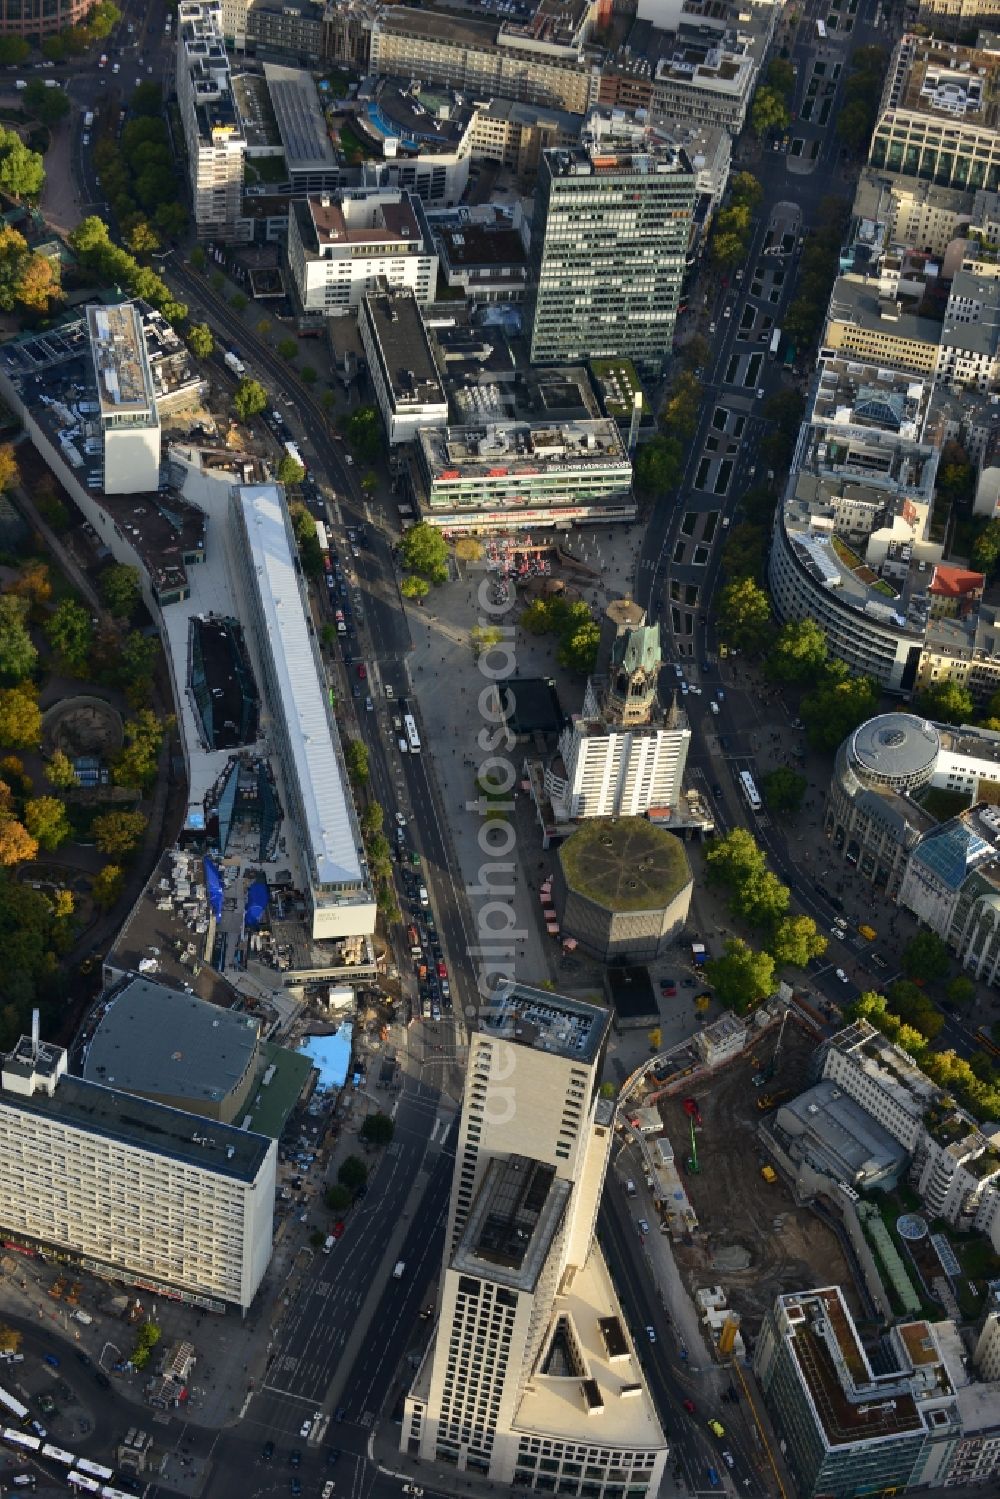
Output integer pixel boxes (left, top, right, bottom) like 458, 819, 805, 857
637, 1012, 864, 1338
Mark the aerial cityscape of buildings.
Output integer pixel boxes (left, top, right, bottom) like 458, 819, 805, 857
4, 0, 1000, 1496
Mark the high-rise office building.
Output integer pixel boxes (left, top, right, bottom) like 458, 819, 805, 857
176, 3, 250, 243
528, 111, 695, 371
0, 1025, 276, 1311
86, 304, 160, 496
402, 982, 669, 1496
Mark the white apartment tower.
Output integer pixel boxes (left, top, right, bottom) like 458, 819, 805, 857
545, 615, 690, 822
402, 983, 669, 1496
176, 2, 250, 243
0, 1026, 276, 1310
286, 190, 438, 318
86, 303, 160, 495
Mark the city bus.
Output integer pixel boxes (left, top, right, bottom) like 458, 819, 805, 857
0, 1388, 30, 1425
769, 327, 781, 358
816, 19, 826, 37
739, 770, 762, 812
314, 520, 329, 554
74, 1459, 114, 1481
404, 713, 421, 754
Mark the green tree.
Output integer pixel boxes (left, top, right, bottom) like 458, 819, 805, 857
633, 435, 682, 496
92, 863, 125, 908
114, 709, 165, 790
717, 576, 772, 652
711, 231, 747, 269
766, 618, 828, 683
750, 86, 790, 137
360, 1112, 395, 1145
706, 828, 767, 889
770, 914, 827, 968
401, 574, 430, 602
361, 803, 384, 838
0, 130, 45, 201
301, 365, 317, 385
557, 619, 600, 674
24, 79, 70, 127
44, 599, 92, 673
0, 37, 29, 66
230, 291, 248, 312
706, 939, 775, 1014
118, 630, 158, 703
23, 796, 70, 852
91, 809, 147, 858
337, 1155, 368, 1190
232, 378, 268, 423
399, 523, 449, 585
766, 57, 796, 99
345, 740, 369, 784
682, 333, 711, 372
761, 766, 807, 814
124, 219, 159, 256
722, 522, 766, 581
915, 678, 974, 726
100, 564, 141, 620
325, 1184, 353, 1211
0, 685, 41, 750
129, 81, 163, 117
947, 975, 976, 1007
276, 337, 298, 361
800, 663, 879, 752
276, 454, 306, 487
187, 321, 215, 359
887, 980, 944, 1041
972, 518, 1000, 575
661, 371, 702, 441
45, 750, 79, 792
729, 171, 764, 209
0, 596, 37, 683
344, 405, 382, 463
902, 930, 950, 984
732, 869, 790, 928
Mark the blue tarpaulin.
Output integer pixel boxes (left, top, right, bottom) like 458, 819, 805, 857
245, 879, 269, 928
203, 857, 224, 920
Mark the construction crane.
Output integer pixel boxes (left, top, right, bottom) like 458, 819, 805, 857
686, 1115, 700, 1174
765, 1005, 791, 1080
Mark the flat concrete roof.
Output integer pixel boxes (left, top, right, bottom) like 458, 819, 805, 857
82, 975, 260, 1108
483, 981, 610, 1064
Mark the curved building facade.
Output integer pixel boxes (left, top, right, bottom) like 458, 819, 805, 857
768, 507, 925, 693
825, 714, 942, 893
0, 0, 91, 37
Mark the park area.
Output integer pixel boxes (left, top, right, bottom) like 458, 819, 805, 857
651, 1022, 864, 1334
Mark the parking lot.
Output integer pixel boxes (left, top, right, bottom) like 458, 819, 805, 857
657, 1024, 862, 1335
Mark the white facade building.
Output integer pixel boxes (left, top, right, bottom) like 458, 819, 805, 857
176, 3, 250, 243
0, 1029, 275, 1310
358, 287, 448, 445
547, 718, 690, 821
402, 983, 669, 1496
86, 303, 161, 495
286, 189, 437, 318
231, 485, 375, 940
821, 1021, 1000, 1249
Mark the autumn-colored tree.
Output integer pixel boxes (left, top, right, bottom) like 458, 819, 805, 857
23, 796, 70, 851
16, 251, 60, 312
0, 443, 19, 491
0, 814, 38, 866
45, 749, 79, 791
9, 559, 51, 612
0, 683, 42, 750
92, 863, 125, 908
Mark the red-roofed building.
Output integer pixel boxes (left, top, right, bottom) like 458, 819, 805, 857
928, 565, 985, 618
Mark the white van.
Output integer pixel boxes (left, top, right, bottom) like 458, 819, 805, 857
398, 737, 408, 754
418, 885, 428, 906
323, 1235, 336, 1254
710, 701, 720, 715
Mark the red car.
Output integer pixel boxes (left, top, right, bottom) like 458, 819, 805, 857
436, 960, 447, 979
332, 1220, 346, 1240
682, 1398, 696, 1414
357, 663, 366, 679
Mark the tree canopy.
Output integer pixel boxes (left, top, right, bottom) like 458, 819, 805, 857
0, 684, 41, 750
0, 129, 45, 202
233, 378, 268, 423
343, 405, 382, 463
0, 225, 59, 314
399, 523, 449, 585
914, 678, 974, 726
0, 596, 37, 684
100, 564, 141, 620
276, 454, 306, 487
716, 576, 772, 653
114, 710, 166, 790
44, 599, 93, 674
761, 766, 807, 814
766, 618, 828, 683
902, 930, 950, 985
706, 939, 775, 1013
187, 322, 214, 360
800, 662, 879, 752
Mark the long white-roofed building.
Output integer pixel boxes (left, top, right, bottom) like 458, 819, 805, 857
230, 485, 375, 939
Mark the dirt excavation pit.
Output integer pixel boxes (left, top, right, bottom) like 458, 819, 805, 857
660, 1021, 863, 1335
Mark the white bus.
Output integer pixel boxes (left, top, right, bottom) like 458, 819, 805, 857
314, 520, 330, 554
283, 440, 306, 475
404, 714, 421, 754
769, 327, 781, 358
0, 1388, 29, 1424
816, 19, 826, 37
75, 1459, 114, 1481
739, 770, 762, 812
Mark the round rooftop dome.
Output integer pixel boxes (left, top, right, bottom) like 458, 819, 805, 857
849, 713, 940, 789
896, 1213, 929, 1242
